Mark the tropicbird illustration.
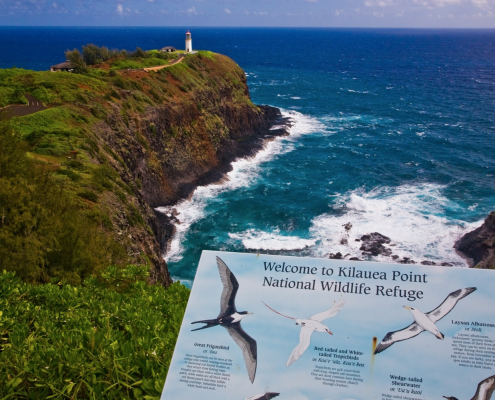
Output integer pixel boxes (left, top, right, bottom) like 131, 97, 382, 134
443, 374, 495, 400
191, 257, 257, 383
374, 287, 477, 354
263, 299, 346, 366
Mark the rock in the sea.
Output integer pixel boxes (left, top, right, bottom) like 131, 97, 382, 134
329, 252, 343, 259
399, 257, 416, 264
421, 261, 437, 265
454, 212, 495, 269
359, 232, 392, 256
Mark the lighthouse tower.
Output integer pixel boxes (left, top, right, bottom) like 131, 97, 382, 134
185, 30, 192, 53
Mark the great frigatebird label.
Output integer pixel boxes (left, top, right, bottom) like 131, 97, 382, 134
160, 251, 495, 400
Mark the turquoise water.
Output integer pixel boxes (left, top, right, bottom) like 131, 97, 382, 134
159, 29, 495, 285
1, 27, 494, 284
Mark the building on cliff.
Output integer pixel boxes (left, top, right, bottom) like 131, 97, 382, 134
160, 46, 176, 53
50, 60, 73, 72
185, 30, 192, 53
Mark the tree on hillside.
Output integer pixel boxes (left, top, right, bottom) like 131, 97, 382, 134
0, 124, 125, 284
64, 49, 88, 74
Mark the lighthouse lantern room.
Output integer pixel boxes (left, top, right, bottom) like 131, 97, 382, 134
185, 30, 192, 53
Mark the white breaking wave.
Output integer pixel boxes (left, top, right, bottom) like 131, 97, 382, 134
309, 184, 482, 265
156, 110, 322, 262
228, 229, 316, 251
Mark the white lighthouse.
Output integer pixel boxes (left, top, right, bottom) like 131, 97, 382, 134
185, 30, 192, 53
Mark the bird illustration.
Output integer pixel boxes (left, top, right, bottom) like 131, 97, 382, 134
443, 374, 495, 400
374, 287, 477, 354
191, 257, 257, 383
263, 299, 346, 366
245, 392, 280, 400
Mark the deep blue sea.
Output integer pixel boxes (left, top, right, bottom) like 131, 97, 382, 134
1, 27, 494, 285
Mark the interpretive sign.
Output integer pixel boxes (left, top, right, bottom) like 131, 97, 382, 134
161, 250, 495, 400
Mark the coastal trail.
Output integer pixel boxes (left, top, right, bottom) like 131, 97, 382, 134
144, 55, 185, 72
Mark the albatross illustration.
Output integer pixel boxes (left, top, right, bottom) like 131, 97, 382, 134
443, 374, 495, 400
374, 287, 477, 354
263, 299, 345, 366
191, 257, 257, 383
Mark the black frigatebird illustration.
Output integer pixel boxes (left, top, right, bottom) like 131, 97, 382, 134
374, 287, 476, 354
192, 256, 257, 383
443, 374, 495, 400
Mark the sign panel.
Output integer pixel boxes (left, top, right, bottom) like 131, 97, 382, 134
161, 251, 495, 400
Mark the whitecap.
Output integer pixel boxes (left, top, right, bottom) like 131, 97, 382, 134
309, 184, 482, 265
157, 109, 322, 262
290, 96, 302, 99
229, 229, 316, 251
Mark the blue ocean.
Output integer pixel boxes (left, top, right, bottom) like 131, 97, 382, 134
1, 27, 494, 285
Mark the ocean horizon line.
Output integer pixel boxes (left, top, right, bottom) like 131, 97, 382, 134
1, 26, 495, 31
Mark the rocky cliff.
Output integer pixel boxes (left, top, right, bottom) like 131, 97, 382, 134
2, 51, 288, 285
455, 212, 495, 269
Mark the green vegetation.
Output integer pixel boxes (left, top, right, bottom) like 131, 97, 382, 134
0, 266, 190, 399
0, 124, 126, 284
0, 43, 265, 397
109, 58, 169, 71
0, 45, 260, 284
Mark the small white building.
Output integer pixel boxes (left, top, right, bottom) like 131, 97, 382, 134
185, 30, 192, 53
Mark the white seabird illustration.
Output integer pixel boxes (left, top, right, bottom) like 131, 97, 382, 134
374, 287, 477, 354
443, 374, 495, 400
191, 257, 257, 383
263, 299, 346, 366
245, 392, 280, 400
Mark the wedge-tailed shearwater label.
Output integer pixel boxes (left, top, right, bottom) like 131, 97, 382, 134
160, 251, 495, 400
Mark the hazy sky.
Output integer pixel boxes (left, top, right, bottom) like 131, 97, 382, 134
1, 0, 494, 28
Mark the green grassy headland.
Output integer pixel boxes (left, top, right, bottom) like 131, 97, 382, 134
0, 44, 261, 397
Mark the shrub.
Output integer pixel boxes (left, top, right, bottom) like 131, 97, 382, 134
77, 189, 98, 202
0, 267, 190, 398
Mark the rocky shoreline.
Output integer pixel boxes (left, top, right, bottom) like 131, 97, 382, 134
454, 212, 495, 269
154, 106, 293, 259
327, 214, 495, 270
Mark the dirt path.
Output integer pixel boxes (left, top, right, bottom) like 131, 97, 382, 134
144, 55, 185, 72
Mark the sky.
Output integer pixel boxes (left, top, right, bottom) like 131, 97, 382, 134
0, 0, 494, 28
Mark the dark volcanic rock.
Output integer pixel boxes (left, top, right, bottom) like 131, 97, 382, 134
399, 257, 416, 264
454, 212, 495, 268
421, 261, 437, 265
359, 232, 392, 256
329, 252, 343, 259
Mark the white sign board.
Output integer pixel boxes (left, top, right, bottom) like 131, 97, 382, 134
161, 251, 495, 400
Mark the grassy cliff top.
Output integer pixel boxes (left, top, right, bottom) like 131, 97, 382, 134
0, 49, 259, 285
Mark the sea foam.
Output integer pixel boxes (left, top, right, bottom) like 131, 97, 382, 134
156, 110, 319, 262
309, 184, 482, 265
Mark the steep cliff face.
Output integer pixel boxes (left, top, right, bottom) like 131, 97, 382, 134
455, 212, 495, 269
2, 52, 288, 285
88, 52, 288, 283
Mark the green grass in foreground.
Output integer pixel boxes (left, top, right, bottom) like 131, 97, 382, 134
0, 266, 190, 399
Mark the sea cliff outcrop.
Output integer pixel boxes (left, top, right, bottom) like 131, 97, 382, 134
455, 212, 495, 269
90, 53, 289, 284
1, 51, 288, 285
